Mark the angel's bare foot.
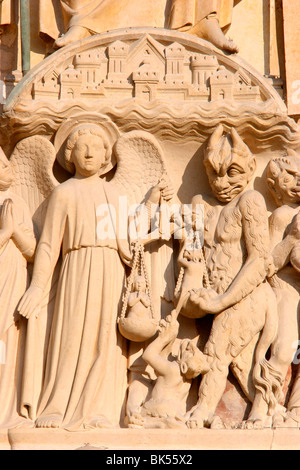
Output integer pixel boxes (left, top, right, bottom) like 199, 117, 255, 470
54, 26, 91, 49
84, 415, 114, 429
35, 414, 62, 428
188, 14, 239, 54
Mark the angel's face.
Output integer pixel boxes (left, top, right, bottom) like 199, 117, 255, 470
0, 148, 13, 190
72, 134, 106, 177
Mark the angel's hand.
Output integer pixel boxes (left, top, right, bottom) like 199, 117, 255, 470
18, 285, 44, 319
0, 198, 14, 238
148, 175, 174, 205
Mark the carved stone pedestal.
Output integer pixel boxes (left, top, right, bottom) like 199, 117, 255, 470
4, 428, 300, 450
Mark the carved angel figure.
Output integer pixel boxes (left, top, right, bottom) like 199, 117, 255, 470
18, 124, 174, 430
185, 125, 281, 429
0, 147, 36, 428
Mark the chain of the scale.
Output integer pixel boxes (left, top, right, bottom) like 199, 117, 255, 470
174, 267, 185, 299
120, 241, 154, 320
174, 229, 210, 297
194, 230, 210, 288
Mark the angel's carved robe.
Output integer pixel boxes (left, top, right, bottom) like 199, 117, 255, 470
0, 192, 35, 428
167, 0, 239, 33
38, 0, 166, 42
30, 177, 131, 429
36, 0, 239, 43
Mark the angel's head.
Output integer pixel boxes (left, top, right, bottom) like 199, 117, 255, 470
0, 147, 13, 191
204, 125, 256, 203
266, 152, 300, 207
64, 124, 112, 177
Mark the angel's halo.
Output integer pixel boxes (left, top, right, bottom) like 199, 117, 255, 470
54, 113, 120, 175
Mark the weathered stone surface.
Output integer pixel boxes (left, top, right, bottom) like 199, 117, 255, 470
0, 0, 300, 451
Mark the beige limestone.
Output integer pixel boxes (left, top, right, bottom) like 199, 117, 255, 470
5, 427, 300, 451
0, 0, 300, 451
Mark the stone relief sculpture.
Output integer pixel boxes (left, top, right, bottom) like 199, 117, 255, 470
1, 119, 294, 433
17, 124, 173, 431
1, 6, 300, 448
183, 125, 281, 429
18, 124, 132, 431
0, 147, 36, 428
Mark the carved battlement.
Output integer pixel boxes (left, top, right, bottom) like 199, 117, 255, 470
32, 33, 261, 104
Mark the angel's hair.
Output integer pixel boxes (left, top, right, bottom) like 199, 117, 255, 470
64, 124, 112, 174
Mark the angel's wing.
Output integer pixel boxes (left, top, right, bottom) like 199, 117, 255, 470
9, 136, 61, 419
111, 130, 176, 314
10, 135, 59, 237
112, 130, 170, 206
